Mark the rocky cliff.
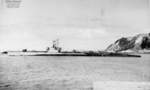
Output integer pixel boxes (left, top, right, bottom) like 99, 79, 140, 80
106, 33, 150, 52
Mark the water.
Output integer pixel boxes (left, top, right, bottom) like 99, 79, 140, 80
0, 55, 150, 90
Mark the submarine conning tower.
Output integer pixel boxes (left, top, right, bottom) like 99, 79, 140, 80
47, 39, 62, 53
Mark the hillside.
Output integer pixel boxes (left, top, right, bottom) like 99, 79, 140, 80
106, 33, 150, 52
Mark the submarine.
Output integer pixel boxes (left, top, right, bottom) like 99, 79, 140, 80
1, 39, 141, 57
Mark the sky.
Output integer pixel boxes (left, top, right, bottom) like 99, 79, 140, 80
0, 0, 150, 51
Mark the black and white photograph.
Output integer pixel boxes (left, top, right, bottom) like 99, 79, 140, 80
0, 0, 150, 90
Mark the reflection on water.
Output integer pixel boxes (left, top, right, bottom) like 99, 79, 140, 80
0, 55, 150, 90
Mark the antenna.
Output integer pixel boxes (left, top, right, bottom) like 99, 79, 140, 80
56, 39, 59, 47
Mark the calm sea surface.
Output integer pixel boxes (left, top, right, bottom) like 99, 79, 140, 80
0, 54, 150, 90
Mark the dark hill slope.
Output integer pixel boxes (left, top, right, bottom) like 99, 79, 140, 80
106, 33, 150, 52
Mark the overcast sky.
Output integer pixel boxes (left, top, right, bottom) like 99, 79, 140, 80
0, 0, 150, 51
